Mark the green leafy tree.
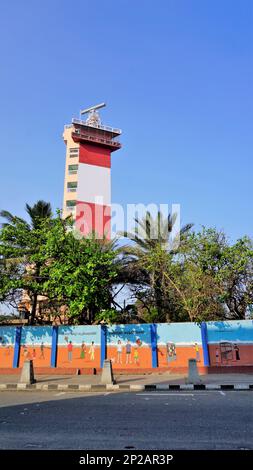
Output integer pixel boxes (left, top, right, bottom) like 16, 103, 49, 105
95, 308, 120, 325
0, 256, 22, 309
0, 200, 53, 323
42, 224, 118, 324
0, 202, 53, 324
0, 207, 120, 324
121, 211, 193, 321
216, 237, 253, 318
163, 263, 224, 323
184, 228, 253, 319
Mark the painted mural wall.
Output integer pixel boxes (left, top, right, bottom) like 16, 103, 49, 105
156, 322, 203, 368
57, 325, 101, 368
19, 326, 52, 367
106, 324, 152, 368
0, 327, 16, 368
206, 320, 253, 366
1, 320, 253, 370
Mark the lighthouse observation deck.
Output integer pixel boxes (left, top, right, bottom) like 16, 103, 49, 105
64, 103, 122, 151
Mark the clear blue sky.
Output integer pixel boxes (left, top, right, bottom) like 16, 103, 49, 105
0, 0, 252, 242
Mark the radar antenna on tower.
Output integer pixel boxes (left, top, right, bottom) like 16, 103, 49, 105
80, 102, 106, 127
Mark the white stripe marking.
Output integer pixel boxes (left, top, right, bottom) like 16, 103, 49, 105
219, 391, 226, 396
55, 392, 66, 396
136, 393, 195, 397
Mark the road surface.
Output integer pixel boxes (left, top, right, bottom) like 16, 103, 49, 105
0, 391, 252, 450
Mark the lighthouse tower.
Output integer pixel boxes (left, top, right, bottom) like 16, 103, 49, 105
62, 104, 121, 238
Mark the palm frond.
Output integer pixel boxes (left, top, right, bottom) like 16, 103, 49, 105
0, 210, 27, 228
26, 200, 52, 228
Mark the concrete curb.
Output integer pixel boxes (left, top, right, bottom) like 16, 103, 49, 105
0, 383, 253, 392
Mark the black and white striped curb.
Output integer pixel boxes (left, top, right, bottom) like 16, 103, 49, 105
0, 383, 252, 392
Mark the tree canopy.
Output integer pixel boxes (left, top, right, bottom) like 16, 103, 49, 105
0, 203, 253, 324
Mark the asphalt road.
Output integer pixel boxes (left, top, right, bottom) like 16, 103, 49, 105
0, 391, 252, 450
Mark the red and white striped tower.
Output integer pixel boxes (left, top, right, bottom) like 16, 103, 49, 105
62, 104, 121, 238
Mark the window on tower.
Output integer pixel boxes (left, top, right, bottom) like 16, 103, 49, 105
68, 164, 78, 175
67, 181, 77, 192
69, 148, 79, 157
66, 200, 76, 208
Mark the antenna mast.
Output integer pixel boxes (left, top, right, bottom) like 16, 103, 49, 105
80, 102, 106, 127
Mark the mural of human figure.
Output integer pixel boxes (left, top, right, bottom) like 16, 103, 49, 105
32, 348, 36, 359
195, 343, 200, 362
136, 337, 142, 347
133, 344, 139, 364
234, 344, 240, 360
125, 340, 132, 365
67, 341, 73, 362
40, 342, 45, 359
89, 341, 95, 361
117, 340, 122, 364
23, 345, 30, 359
80, 342, 86, 359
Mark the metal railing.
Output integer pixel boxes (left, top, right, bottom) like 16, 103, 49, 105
72, 118, 122, 135
72, 130, 121, 148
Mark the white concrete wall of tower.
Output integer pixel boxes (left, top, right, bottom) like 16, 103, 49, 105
77, 163, 111, 206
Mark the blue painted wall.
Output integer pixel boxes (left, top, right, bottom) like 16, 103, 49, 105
157, 322, 202, 345
206, 320, 253, 344
0, 326, 16, 346
0, 326, 17, 368
20, 326, 52, 346
57, 325, 100, 345
107, 324, 151, 345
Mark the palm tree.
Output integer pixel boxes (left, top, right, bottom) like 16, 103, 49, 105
120, 211, 193, 321
0, 200, 52, 229
25, 201, 52, 228
0, 201, 53, 324
88, 236, 145, 323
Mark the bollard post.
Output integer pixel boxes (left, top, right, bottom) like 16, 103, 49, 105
186, 358, 202, 384
19, 360, 36, 384
101, 359, 115, 385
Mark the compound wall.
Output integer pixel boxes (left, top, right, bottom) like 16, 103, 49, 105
0, 327, 15, 368
57, 325, 101, 369
206, 320, 253, 367
106, 324, 153, 369
0, 320, 252, 371
19, 326, 52, 368
156, 322, 204, 368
